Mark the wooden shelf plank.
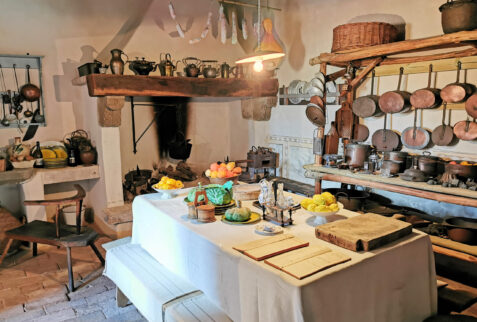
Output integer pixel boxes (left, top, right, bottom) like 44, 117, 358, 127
86, 74, 279, 98
309, 30, 477, 67
304, 165, 477, 207
40, 165, 100, 185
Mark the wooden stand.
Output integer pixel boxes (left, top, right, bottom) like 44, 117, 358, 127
261, 204, 296, 227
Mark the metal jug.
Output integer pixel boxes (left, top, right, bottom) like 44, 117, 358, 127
110, 49, 128, 75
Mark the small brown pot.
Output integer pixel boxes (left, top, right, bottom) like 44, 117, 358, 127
444, 217, 477, 245
440, 0, 477, 34
79, 150, 96, 165
196, 204, 216, 223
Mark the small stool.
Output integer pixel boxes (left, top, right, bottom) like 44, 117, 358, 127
0, 184, 104, 292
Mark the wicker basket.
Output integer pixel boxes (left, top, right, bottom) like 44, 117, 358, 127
331, 22, 399, 52
209, 175, 239, 185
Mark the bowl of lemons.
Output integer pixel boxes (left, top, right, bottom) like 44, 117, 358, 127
300, 192, 343, 217
152, 176, 187, 199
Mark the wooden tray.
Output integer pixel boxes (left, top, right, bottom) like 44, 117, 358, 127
265, 246, 351, 279
315, 213, 412, 251
233, 234, 309, 261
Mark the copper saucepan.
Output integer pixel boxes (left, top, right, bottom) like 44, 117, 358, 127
379, 67, 411, 114
440, 61, 474, 104
353, 70, 382, 118
453, 118, 477, 141
465, 93, 477, 119
410, 64, 441, 109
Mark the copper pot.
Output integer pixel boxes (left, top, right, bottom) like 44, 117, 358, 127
344, 143, 370, 168
444, 217, 477, 245
418, 152, 439, 177
440, 0, 477, 34
381, 160, 403, 174
352, 70, 382, 118
445, 161, 477, 179
383, 151, 408, 162
410, 64, 441, 109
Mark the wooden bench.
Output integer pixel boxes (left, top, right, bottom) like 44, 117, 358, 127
103, 241, 231, 322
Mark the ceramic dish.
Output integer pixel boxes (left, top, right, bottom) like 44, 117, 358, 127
153, 187, 191, 199
255, 223, 283, 235
308, 86, 324, 97
221, 212, 261, 225
288, 79, 301, 104
315, 71, 326, 84
302, 202, 344, 217
311, 77, 325, 90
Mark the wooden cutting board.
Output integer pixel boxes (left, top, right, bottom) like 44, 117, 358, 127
233, 234, 309, 261
265, 246, 351, 279
315, 213, 412, 251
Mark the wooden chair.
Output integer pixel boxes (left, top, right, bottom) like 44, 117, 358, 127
0, 184, 104, 292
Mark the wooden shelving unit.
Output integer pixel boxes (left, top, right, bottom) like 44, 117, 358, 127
304, 166, 477, 207
86, 74, 279, 98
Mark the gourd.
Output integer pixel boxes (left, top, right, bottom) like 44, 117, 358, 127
225, 207, 251, 222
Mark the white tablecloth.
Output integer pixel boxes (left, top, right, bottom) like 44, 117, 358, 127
131, 192, 437, 322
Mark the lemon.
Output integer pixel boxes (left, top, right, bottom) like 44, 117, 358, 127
166, 178, 176, 185
307, 204, 316, 212
330, 203, 339, 211
321, 192, 336, 205
175, 181, 184, 189
300, 198, 313, 208
313, 195, 326, 206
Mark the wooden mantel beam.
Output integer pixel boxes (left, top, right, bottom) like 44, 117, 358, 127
86, 74, 279, 98
309, 30, 477, 66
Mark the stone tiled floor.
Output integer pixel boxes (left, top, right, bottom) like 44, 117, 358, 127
0, 237, 145, 322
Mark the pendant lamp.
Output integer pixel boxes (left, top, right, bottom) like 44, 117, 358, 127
235, 0, 284, 72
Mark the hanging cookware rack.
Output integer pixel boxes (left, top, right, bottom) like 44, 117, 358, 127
0, 54, 45, 129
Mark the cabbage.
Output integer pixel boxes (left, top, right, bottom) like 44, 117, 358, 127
187, 182, 233, 205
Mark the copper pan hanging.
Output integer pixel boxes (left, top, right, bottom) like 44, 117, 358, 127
379, 67, 412, 114
305, 96, 325, 127
440, 61, 474, 103
465, 93, 477, 119
431, 103, 455, 146
453, 118, 477, 141
410, 64, 442, 109
401, 108, 430, 150
353, 70, 382, 118
371, 113, 400, 151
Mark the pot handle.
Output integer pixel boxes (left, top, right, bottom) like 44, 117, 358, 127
335, 191, 350, 200
422, 151, 431, 157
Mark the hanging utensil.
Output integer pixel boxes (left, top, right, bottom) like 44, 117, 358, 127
12, 65, 23, 113
379, 67, 411, 114
324, 121, 339, 155
441, 61, 473, 103
453, 118, 477, 141
23, 101, 33, 117
305, 96, 325, 127
5, 91, 17, 122
371, 113, 400, 151
410, 64, 442, 109
33, 99, 45, 123
20, 65, 40, 102
336, 101, 354, 139
22, 109, 39, 141
353, 123, 369, 142
353, 70, 382, 118
401, 108, 430, 149
431, 103, 455, 146
1, 96, 9, 127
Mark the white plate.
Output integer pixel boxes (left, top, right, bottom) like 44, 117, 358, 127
308, 86, 324, 97
315, 71, 326, 84
302, 202, 344, 217
255, 223, 284, 235
311, 77, 325, 90
288, 80, 301, 104
152, 187, 191, 199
